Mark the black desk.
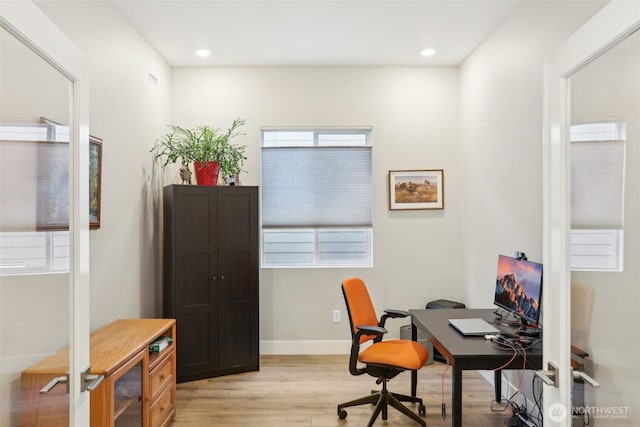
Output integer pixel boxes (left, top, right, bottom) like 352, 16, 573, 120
409, 308, 542, 427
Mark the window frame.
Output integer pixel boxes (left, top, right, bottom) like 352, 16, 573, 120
569, 121, 626, 272
260, 127, 373, 268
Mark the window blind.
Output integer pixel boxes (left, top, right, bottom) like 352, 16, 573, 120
261, 146, 372, 227
570, 123, 625, 229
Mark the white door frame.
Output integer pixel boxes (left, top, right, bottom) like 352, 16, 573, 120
543, 1, 640, 425
0, 0, 90, 425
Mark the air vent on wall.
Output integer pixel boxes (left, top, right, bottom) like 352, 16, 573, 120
148, 72, 158, 86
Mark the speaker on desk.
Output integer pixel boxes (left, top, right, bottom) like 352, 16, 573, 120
425, 299, 466, 363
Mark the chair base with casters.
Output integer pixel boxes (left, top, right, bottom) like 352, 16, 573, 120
337, 375, 426, 427
337, 277, 429, 427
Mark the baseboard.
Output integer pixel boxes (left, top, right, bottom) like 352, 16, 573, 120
260, 340, 351, 355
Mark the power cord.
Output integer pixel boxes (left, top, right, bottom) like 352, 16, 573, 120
488, 338, 542, 427
441, 363, 450, 420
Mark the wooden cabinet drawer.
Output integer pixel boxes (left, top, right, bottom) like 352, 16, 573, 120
149, 386, 175, 427
149, 351, 174, 400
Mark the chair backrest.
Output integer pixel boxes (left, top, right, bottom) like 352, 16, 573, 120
342, 277, 380, 344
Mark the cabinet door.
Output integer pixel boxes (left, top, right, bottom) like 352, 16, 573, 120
217, 187, 259, 368
112, 351, 146, 426
172, 186, 219, 378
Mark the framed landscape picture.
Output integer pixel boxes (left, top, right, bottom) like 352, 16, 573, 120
388, 169, 444, 210
89, 135, 102, 229
36, 118, 103, 229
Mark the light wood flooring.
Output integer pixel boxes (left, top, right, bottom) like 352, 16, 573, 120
171, 355, 514, 426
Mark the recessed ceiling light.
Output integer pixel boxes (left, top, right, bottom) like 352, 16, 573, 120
195, 49, 211, 58
420, 48, 437, 57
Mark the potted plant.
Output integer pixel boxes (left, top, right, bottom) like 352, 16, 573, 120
152, 118, 247, 185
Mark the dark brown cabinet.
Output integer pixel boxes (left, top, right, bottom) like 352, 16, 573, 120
163, 185, 259, 383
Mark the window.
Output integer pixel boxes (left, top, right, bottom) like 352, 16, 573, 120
570, 122, 625, 271
261, 128, 372, 267
0, 231, 69, 274
0, 124, 70, 275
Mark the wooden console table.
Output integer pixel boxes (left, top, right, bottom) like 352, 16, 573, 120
21, 318, 176, 427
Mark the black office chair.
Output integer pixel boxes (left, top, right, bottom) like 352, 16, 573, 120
337, 277, 428, 426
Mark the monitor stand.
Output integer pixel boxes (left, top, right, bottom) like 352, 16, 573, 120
492, 309, 521, 327
517, 318, 542, 338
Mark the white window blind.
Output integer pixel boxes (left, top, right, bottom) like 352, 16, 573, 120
261, 146, 371, 227
261, 128, 372, 267
0, 124, 71, 275
571, 140, 625, 229
569, 122, 625, 271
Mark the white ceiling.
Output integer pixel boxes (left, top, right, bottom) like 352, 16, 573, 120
111, 0, 523, 67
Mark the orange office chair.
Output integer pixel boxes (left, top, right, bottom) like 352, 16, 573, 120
337, 277, 428, 427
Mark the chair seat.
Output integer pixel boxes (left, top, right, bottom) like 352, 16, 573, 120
359, 340, 428, 370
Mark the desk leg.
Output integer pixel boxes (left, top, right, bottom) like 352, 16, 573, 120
411, 323, 418, 398
452, 365, 462, 427
494, 370, 502, 403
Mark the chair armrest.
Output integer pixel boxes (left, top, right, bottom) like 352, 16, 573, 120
384, 309, 411, 318
349, 325, 387, 376
379, 309, 411, 327
354, 325, 387, 343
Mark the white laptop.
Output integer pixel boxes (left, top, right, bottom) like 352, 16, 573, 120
448, 318, 500, 336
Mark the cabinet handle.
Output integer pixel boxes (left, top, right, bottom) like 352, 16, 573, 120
212, 276, 216, 281
220, 275, 225, 280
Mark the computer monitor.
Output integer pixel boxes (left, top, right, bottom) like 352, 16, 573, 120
494, 254, 543, 327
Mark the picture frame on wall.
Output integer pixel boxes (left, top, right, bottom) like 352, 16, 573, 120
37, 117, 102, 230
89, 135, 102, 229
388, 169, 444, 210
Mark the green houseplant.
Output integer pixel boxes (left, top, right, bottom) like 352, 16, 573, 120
152, 118, 247, 185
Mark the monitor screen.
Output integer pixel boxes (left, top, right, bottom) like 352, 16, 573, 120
494, 255, 543, 325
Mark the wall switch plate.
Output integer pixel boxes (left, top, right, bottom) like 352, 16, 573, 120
332, 310, 341, 323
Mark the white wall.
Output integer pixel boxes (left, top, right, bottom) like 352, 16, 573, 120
171, 66, 464, 352
33, 0, 172, 328
459, 0, 606, 309
458, 0, 606, 413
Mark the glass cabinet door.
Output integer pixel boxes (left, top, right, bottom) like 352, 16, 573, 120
113, 353, 144, 426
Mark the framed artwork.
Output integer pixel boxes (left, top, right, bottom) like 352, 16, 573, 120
89, 136, 102, 229
37, 118, 102, 230
388, 169, 444, 210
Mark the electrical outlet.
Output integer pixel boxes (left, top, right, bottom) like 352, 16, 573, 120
332, 310, 341, 323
